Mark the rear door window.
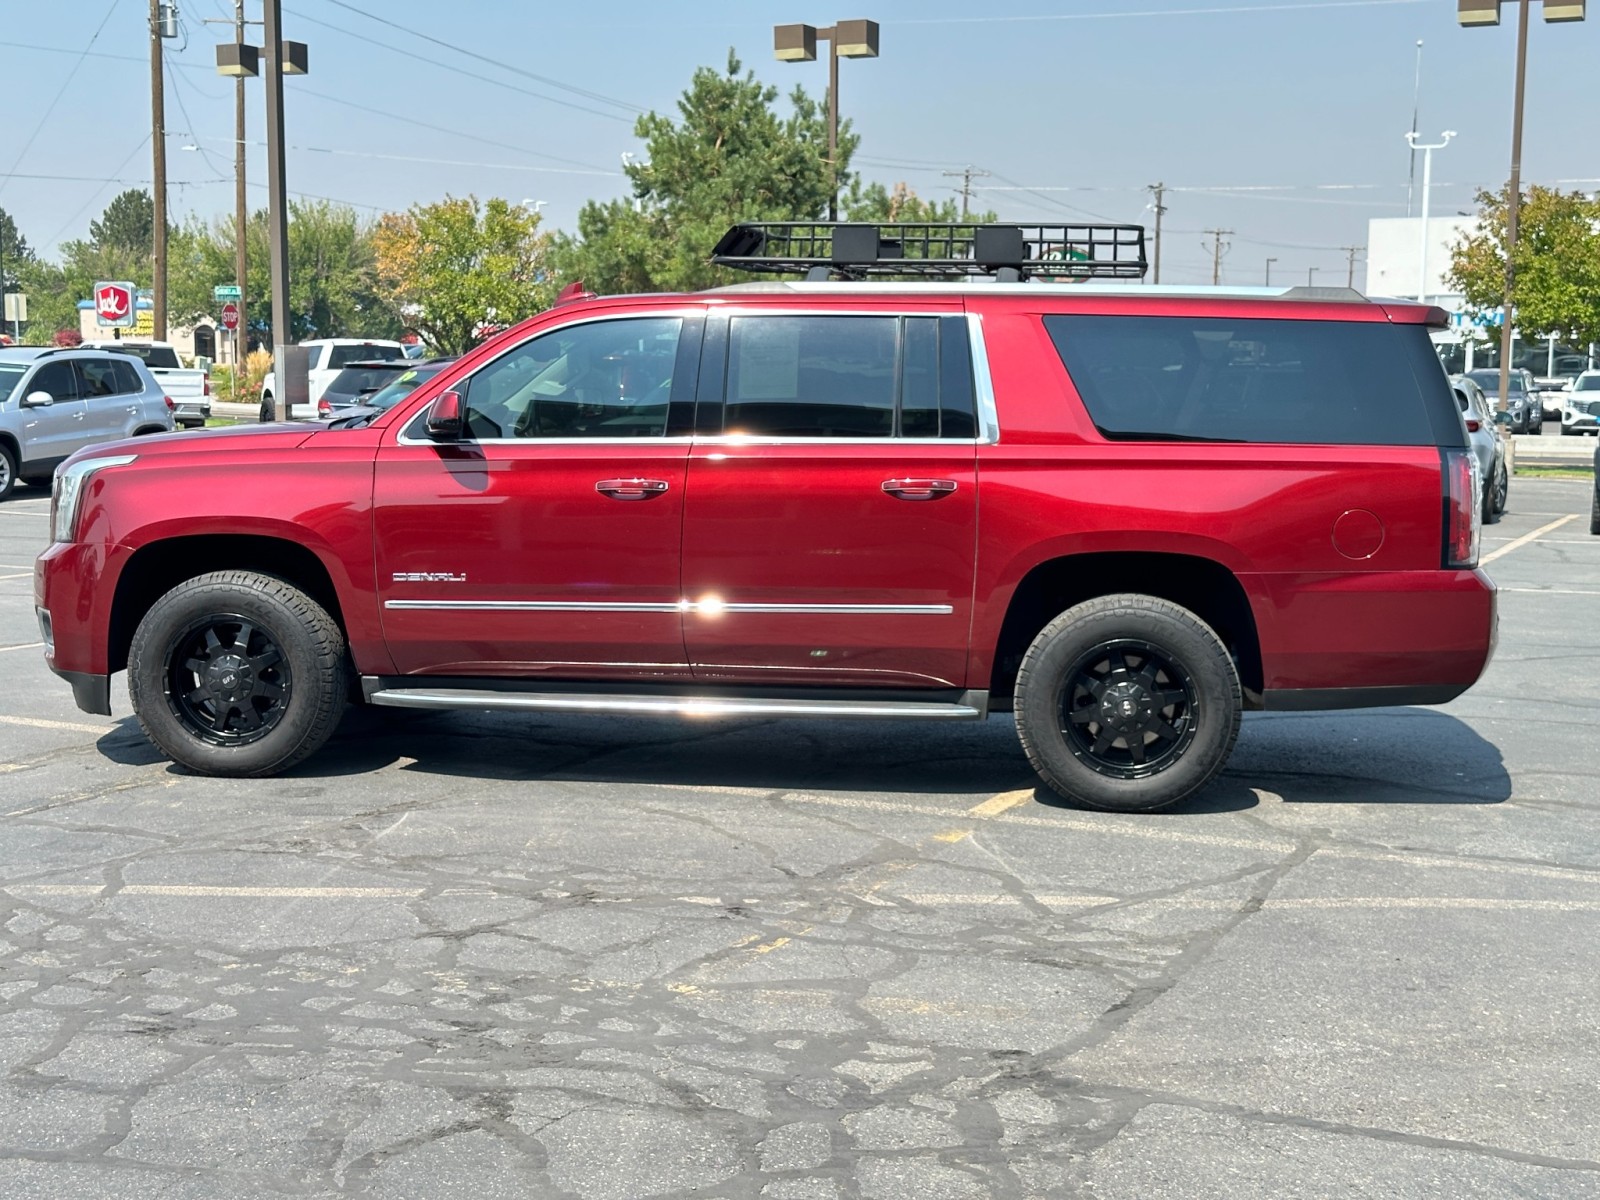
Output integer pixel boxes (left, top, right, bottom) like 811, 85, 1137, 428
1044, 315, 1450, 446
76, 358, 121, 398
111, 359, 145, 394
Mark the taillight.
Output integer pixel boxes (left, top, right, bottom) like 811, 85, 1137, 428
1464, 418, 1480, 433
162, 395, 175, 412
203, 374, 211, 396
1442, 448, 1480, 569
317, 397, 331, 417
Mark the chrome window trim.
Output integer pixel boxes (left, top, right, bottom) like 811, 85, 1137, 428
395, 433, 696, 448
694, 435, 973, 447
384, 599, 954, 615
965, 312, 1001, 444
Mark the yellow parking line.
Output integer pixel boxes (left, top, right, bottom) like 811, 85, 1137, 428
0, 642, 43, 654
0, 573, 32, 582
0, 714, 112, 735
1480, 514, 1577, 564
968, 788, 1035, 817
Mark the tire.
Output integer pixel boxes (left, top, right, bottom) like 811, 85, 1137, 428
128, 570, 347, 777
1590, 487, 1600, 536
1483, 459, 1506, 524
0, 441, 16, 501
1014, 595, 1242, 813
259, 395, 274, 423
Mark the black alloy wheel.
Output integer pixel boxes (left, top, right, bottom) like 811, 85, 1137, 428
1059, 639, 1198, 780
1483, 458, 1506, 524
259, 396, 273, 423
166, 615, 292, 745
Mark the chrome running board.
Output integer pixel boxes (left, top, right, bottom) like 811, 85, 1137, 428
364, 684, 989, 721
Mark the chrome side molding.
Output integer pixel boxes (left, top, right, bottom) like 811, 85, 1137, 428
361, 680, 990, 722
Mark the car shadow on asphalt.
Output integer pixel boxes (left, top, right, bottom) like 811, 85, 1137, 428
93, 704, 1512, 813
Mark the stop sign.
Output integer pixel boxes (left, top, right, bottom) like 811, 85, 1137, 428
220, 302, 240, 331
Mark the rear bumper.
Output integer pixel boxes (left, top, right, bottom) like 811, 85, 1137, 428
173, 401, 211, 424
1250, 568, 1497, 697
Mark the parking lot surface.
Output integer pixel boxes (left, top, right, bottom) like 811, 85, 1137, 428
1, 478, 1598, 1198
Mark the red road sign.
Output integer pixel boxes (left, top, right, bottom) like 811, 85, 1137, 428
94, 281, 136, 327
221, 302, 240, 331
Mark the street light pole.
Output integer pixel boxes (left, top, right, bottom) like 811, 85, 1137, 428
774, 20, 880, 222
1405, 130, 1455, 303
1265, 257, 1277, 286
1456, 0, 1588, 444
149, 0, 172, 340
262, 0, 291, 420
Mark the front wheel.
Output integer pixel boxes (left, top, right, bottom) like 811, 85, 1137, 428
1591, 487, 1600, 536
0, 441, 16, 501
1014, 595, 1242, 813
128, 571, 347, 776
259, 395, 274, 423
1483, 459, 1507, 524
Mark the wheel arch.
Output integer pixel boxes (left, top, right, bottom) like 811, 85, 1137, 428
987, 551, 1264, 706
109, 534, 346, 675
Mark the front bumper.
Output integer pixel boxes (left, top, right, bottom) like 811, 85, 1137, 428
1561, 408, 1600, 433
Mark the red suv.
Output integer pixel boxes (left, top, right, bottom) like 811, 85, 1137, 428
34, 222, 1495, 812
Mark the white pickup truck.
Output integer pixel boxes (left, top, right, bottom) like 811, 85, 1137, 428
258, 338, 407, 421
81, 340, 211, 428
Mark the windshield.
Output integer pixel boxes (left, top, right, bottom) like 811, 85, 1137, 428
328, 344, 402, 368
1465, 370, 1523, 394
0, 364, 25, 405
364, 365, 446, 410
325, 365, 406, 398
1576, 376, 1600, 392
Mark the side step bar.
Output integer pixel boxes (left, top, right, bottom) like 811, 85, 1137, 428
364, 684, 989, 721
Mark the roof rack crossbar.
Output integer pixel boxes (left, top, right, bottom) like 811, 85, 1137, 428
711, 221, 1148, 282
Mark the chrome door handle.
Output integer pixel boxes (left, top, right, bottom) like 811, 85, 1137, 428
595, 478, 670, 501
881, 478, 958, 501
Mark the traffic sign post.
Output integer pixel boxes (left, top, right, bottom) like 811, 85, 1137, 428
220, 302, 240, 330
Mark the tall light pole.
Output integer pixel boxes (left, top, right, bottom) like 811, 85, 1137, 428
1308, 266, 1320, 287
149, 0, 178, 340
258, 1, 307, 419
1457, 0, 1587, 437
774, 19, 879, 221
213, 7, 262, 367
1265, 257, 1277, 286
1405, 129, 1455, 303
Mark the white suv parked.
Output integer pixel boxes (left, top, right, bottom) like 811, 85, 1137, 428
258, 338, 406, 421
0, 348, 174, 500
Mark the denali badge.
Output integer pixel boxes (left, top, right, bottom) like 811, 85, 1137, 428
392, 572, 467, 583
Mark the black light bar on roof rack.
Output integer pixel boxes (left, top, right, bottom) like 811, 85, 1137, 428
710, 221, 1148, 282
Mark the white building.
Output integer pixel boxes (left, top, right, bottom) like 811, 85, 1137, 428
1364, 215, 1478, 308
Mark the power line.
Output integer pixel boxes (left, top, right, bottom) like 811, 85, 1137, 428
281, 6, 634, 123
191, 134, 619, 177
901, 0, 1428, 23
942, 166, 991, 219
0, 0, 120, 204
318, 0, 645, 115
43, 135, 154, 250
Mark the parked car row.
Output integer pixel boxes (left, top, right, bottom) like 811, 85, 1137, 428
1560, 370, 1600, 437
1461, 367, 1542, 434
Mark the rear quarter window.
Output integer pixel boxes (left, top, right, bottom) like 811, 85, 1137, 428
1044, 315, 1457, 446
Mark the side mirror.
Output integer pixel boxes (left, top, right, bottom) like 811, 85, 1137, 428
21, 390, 54, 408
425, 390, 463, 442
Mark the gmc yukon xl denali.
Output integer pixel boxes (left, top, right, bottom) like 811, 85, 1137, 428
35, 222, 1496, 812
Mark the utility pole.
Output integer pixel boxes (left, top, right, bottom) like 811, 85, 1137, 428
942, 165, 990, 220
234, 0, 248, 361
1342, 244, 1364, 289
149, 0, 171, 340
1147, 183, 1167, 284
1264, 257, 1278, 286
263, 0, 291, 419
1203, 228, 1233, 286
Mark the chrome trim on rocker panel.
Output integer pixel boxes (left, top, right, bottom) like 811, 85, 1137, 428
965, 312, 1000, 444
384, 599, 955, 615
364, 687, 991, 721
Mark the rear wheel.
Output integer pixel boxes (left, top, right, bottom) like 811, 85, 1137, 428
128, 571, 347, 776
0, 442, 15, 501
1591, 487, 1600, 536
259, 394, 273, 423
1014, 595, 1241, 813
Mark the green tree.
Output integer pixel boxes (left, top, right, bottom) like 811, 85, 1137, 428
372, 196, 552, 354
89, 188, 155, 257
552, 51, 853, 295
1448, 185, 1600, 348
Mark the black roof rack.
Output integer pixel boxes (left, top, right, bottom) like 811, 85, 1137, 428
711, 221, 1148, 283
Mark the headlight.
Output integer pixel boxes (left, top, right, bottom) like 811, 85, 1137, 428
52, 455, 137, 544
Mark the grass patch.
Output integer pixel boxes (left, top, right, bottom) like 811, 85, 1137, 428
203, 417, 246, 428
1514, 465, 1591, 479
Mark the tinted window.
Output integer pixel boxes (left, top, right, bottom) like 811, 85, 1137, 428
725, 316, 896, 438
1465, 369, 1524, 395
367, 366, 445, 411
329, 344, 403, 368
1574, 376, 1600, 392
76, 358, 121, 398
109, 344, 181, 369
112, 359, 144, 394
461, 318, 681, 439
1045, 315, 1441, 446
326, 365, 405, 398
29, 361, 80, 403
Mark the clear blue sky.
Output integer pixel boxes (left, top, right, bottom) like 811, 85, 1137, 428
0, 0, 1595, 287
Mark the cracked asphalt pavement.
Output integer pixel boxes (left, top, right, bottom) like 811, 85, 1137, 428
1, 478, 1598, 1198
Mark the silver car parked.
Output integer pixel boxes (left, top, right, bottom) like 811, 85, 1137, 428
1452, 374, 1507, 525
1560, 370, 1600, 437
0, 348, 175, 500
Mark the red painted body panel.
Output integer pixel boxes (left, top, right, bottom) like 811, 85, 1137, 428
372, 440, 691, 678
681, 441, 977, 688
